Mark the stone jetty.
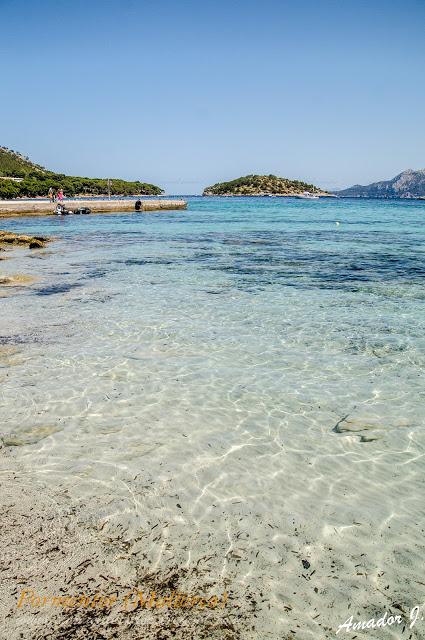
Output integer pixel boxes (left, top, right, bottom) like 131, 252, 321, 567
0, 198, 187, 217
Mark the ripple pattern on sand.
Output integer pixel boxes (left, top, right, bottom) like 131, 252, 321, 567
1, 198, 424, 638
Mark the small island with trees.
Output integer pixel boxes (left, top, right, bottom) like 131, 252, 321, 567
203, 174, 331, 197
0, 147, 163, 199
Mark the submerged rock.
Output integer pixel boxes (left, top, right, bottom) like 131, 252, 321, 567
0, 231, 50, 249
0, 345, 20, 364
0, 274, 36, 286
0, 231, 50, 288
29, 239, 45, 249
0, 424, 61, 446
359, 434, 383, 443
334, 418, 379, 433
333, 407, 414, 442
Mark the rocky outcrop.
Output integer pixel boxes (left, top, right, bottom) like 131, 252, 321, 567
0, 232, 50, 290
0, 231, 50, 249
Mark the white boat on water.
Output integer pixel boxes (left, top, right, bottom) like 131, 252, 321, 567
298, 191, 320, 199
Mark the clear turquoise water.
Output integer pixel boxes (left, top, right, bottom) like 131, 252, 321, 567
1, 197, 425, 638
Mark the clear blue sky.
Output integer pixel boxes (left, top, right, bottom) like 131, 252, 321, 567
1, 0, 424, 194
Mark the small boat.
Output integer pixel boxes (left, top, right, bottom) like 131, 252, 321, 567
298, 191, 320, 200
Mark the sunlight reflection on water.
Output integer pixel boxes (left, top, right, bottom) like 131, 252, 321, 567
1, 197, 424, 637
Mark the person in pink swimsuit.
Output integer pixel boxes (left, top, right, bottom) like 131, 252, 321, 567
57, 189, 64, 202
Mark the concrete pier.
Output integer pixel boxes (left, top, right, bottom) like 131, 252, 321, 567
0, 198, 187, 217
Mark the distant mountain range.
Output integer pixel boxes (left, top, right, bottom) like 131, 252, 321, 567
337, 169, 425, 199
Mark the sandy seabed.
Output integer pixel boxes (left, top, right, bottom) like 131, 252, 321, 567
2, 440, 423, 640
0, 448, 258, 640
1, 199, 425, 639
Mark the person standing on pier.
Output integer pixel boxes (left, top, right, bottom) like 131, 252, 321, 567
48, 187, 54, 202
57, 188, 64, 202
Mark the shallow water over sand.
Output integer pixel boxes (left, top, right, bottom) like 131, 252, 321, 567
1, 197, 425, 638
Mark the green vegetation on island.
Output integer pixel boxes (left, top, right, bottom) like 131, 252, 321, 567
203, 174, 329, 196
0, 147, 163, 199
